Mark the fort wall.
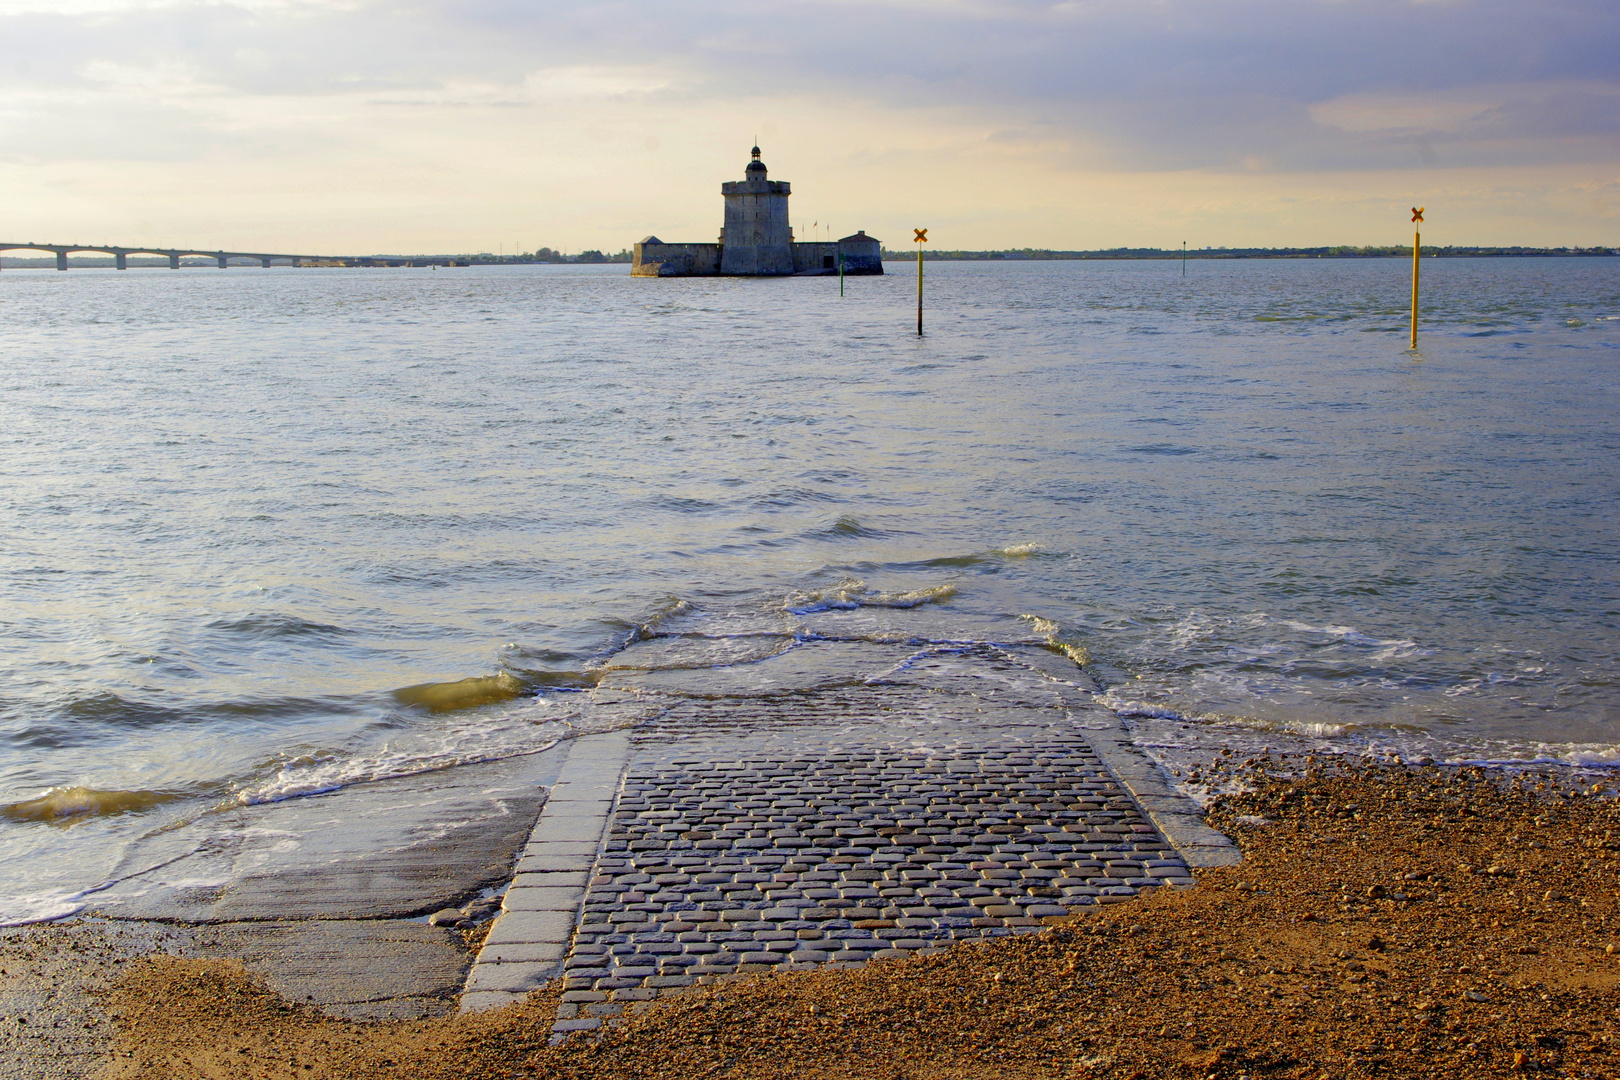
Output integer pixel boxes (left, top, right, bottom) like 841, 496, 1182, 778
631, 149, 883, 278
630, 240, 721, 277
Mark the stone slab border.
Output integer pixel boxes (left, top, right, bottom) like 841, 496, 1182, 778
1082, 726, 1241, 868
459, 728, 632, 1012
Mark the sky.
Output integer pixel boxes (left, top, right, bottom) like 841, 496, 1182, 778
0, 0, 1615, 254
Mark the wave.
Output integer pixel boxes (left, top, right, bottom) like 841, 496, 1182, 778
1109, 692, 1620, 780
748, 487, 844, 509
238, 701, 579, 805
1408, 741, 1620, 771
593, 632, 795, 672
603, 596, 698, 647
808, 515, 887, 540
1274, 618, 1420, 660
1139, 611, 1426, 671
393, 672, 525, 712
238, 742, 562, 805
1098, 691, 1352, 738
0, 888, 100, 927
645, 496, 722, 514
899, 543, 1047, 570
203, 613, 352, 640
1124, 443, 1198, 456
784, 580, 957, 615
1020, 614, 1092, 666
1, 786, 189, 824
55, 689, 351, 728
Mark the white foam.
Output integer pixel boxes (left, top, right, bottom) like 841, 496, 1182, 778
0, 890, 88, 927
1272, 617, 1420, 656
1150, 611, 1423, 659
1097, 689, 1352, 739
238, 702, 575, 805
1426, 743, 1620, 769
1017, 613, 1092, 664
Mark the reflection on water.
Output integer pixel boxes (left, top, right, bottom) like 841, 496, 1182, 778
0, 257, 1616, 921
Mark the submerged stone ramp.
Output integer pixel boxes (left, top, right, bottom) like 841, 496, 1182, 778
463, 639, 1234, 1034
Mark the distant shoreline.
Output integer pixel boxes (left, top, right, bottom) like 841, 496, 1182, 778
882, 245, 1618, 261
6, 246, 1613, 270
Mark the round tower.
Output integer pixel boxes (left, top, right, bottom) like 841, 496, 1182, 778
720, 146, 794, 276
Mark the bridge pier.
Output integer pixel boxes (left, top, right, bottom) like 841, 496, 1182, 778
260, 257, 272, 268
217, 254, 228, 269
169, 254, 180, 269
115, 253, 127, 270
56, 251, 68, 271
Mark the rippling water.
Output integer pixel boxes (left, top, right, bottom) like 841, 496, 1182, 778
2, 257, 1616, 922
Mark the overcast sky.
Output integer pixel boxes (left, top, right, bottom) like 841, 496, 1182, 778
1, 0, 1615, 252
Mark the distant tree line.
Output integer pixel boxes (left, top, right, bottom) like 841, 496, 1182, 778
880, 245, 1618, 261
467, 248, 633, 264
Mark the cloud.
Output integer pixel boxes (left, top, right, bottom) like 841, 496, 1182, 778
0, 0, 1614, 246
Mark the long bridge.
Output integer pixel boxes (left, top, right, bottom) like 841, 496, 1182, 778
0, 242, 466, 270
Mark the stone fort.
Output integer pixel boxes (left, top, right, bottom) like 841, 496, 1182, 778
632, 147, 883, 278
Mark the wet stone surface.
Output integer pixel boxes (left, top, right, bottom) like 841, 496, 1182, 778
550, 713, 1192, 1024
457, 639, 1221, 1035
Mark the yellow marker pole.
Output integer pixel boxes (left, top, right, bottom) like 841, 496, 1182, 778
1410, 206, 1424, 349
915, 228, 928, 335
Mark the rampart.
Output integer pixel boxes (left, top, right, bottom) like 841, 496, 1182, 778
632, 232, 883, 279
630, 240, 721, 277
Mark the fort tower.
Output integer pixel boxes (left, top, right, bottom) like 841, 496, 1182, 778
631, 146, 882, 277
719, 147, 794, 276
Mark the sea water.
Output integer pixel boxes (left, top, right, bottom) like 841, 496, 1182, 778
1, 257, 1615, 922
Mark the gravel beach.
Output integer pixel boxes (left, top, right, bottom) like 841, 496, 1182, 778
16, 757, 1611, 1080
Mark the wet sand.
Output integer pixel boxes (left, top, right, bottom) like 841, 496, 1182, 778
15, 757, 1615, 1079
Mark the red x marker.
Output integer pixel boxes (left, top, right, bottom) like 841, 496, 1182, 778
1411, 207, 1424, 224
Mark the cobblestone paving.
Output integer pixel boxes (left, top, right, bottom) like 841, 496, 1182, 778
552, 718, 1192, 1029
456, 638, 1232, 1035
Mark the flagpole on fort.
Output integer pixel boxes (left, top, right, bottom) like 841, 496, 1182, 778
915, 228, 928, 335
1409, 207, 1424, 349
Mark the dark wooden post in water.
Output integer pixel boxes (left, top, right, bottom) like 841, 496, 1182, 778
839, 251, 845, 296
914, 228, 927, 335
1410, 207, 1424, 349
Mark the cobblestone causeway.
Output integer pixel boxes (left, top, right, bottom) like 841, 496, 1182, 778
462, 641, 1232, 1036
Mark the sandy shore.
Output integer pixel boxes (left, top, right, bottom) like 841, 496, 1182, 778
15, 758, 1608, 1079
